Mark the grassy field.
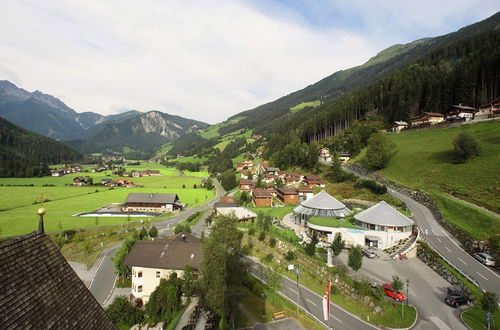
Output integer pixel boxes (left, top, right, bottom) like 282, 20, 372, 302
462, 306, 500, 330
0, 164, 215, 237
308, 216, 360, 229
249, 206, 296, 219
171, 156, 208, 164
376, 120, 500, 240
290, 100, 321, 113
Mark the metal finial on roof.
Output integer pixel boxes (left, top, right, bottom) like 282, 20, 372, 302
37, 192, 46, 233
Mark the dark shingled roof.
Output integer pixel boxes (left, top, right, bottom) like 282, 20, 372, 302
0, 232, 116, 329
125, 193, 179, 204
123, 232, 202, 270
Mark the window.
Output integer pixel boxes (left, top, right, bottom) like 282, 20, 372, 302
138, 271, 143, 278
156, 271, 161, 278
138, 285, 143, 292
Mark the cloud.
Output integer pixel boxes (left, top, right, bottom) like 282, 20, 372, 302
0, 0, 498, 124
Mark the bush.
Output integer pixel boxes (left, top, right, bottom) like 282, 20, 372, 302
106, 296, 144, 327
264, 253, 273, 263
285, 250, 295, 261
269, 237, 277, 247
453, 132, 479, 161
372, 286, 385, 302
258, 231, 266, 241
355, 179, 387, 195
248, 227, 256, 236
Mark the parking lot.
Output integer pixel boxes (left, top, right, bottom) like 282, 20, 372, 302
336, 250, 468, 330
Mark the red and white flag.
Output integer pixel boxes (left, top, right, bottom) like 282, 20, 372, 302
322, 280, 331, 321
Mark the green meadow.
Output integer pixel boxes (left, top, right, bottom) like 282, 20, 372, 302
378, 120, 500, 240
289, 100, 321, 113
0, 164, 215, 237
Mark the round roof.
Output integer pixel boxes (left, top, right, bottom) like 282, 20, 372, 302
294, 190, 352, 218
354, 201, 413, 227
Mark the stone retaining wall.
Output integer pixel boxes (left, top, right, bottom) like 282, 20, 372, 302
345, 163, 478, 252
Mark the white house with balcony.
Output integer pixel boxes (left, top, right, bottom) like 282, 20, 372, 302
122, 232, 202, 305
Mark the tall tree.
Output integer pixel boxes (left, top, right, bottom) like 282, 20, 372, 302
453, 132, 480, 161
331, 232, 345, 265
348, 245, 363, 272
364, 132, 396, 170
112, 236, 138, 278
199, 215, 248, 326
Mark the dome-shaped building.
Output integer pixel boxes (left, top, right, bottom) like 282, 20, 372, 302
293, 190, 352, 225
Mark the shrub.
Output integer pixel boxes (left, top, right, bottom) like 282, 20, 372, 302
269, 237, 277, 247
453, 132, 479, 161
285, 250, 295, 261
258, 231, 266, 241
248, 227, 256, 236
264, 253, 273, 263
106, 296, 144, 327
355, 179, 387, 195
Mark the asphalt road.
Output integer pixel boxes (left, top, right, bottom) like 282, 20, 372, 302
89, 179, 225, 305
341, 163, 500, 297
247, 258, 376, 330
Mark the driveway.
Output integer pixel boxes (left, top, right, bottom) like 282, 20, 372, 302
336, 251, 467, 330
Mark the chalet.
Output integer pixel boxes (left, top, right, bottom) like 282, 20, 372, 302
476, 97, 500, 119
391, 121, 409, 132
319, 147, 332, 162
256, 161, 280, 175
304, 174, 325, 187
139, 169, 162, 176
297, 187, 313, 203
123, 193, 182, 213
262, 174, 278, 184
411, 112, 445, 126
265, 185, 277, 196
277, 187, 299, 205
338, 152, 351, 163
239, 179, 255, 191
252, 189, 273, 207
236, 160, 254, 171
240, 170, 251, 180
50, 168, 65, 177
281, 172, 302, 185
73, 176, 88, 186
0, 213, 116, 329
116, 178, 136, 187
123, 232, 202, 305
446, 104, 476, 122
214, 206, 257, 222
131, 170, 141, 178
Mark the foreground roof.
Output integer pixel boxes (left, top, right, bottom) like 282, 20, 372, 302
125, 193, 179, 204
354, 201, 414, 227
294, 190, 352, 217
0, 232, 116, 329
123, 232, 202, 270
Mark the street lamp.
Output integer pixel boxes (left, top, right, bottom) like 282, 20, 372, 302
406, 279, 410, 307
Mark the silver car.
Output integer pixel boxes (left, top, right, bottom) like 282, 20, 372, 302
473, 252, 495, 266
362, 248, 377, 259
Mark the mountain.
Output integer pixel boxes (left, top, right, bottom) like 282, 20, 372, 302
0, 80, 140, 140
65, 111, 209, 158
169, 11, 500, 156
0, 117, 83, 177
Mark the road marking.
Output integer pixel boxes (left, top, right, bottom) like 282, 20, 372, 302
476, 272, 488, 281
435, 237, 442, 243
306, 298, 317, 306
457, 257, 467, 265
102, 275, 118, 306
330, 313, 343, 323
445, 246, 451, 252
289, 287, 297, 294
88, 247, 114, 289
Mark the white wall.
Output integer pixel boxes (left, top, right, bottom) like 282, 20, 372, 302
131, 267, 185, 304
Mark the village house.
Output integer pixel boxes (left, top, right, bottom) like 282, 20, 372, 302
252, 189, 273, 207
265, 184, 277, 196
256, 161, 280, 175
123, 232, 202, 305
236, 160, 254, 171
239, 179, 255, 191
240, 170, 251, 180
50, 168, 65, 177
277, 187, 299, 205
0, 213, 116, 329
213, 196, 239, 209
115, 178, 136, 187
476, 97, 500, 119
338, 152, 351, 163
262, 174, 278, 184
297, 186, 314, 203
319, 147, 332, 162
72, 176, 91, 186
446, 104, 476, 122
411, 112, 445, 126
280, 172, 302, 185
304, 174, 325, 187
391, 121, 409, 132
123, 193, 182, 213
139, 169, 162, 176
131, 170, 141, 178
214, 205, 257, 222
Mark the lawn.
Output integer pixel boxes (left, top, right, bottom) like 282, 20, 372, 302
0, 169, 215, 237
462, 306, 500, 330
171, 156, 208, 164
290, 100, 321, 113
249, 206, 296, 219
376, 120, 500, 240
308, 216, 360, 229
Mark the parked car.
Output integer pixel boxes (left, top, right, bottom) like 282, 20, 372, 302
473, 253, 495, 266
445, 294, 471, 308
362, 248, 377, 258
383, 283, 405, 302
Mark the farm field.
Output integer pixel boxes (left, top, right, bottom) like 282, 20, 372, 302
0, 164, 215, 237
378, 120, 500, 240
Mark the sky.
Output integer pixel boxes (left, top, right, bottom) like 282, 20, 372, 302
0, 1, 498, 124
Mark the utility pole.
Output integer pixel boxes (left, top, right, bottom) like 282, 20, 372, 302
295, 263, 300, 316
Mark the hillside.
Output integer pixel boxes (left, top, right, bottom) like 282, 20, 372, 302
0, 117, 83, 177
378, 120, 500, 240
65, 111, 209, 158
167, 11, 500, 156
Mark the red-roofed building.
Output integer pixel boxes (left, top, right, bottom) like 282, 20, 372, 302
277, 188, 298, 205
304, 175, 325, 187
239, 179, 255, 191
252, 189, 273, 207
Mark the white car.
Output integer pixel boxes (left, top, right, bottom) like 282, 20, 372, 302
362, 248, 377, 259
473, 252, 495, 266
